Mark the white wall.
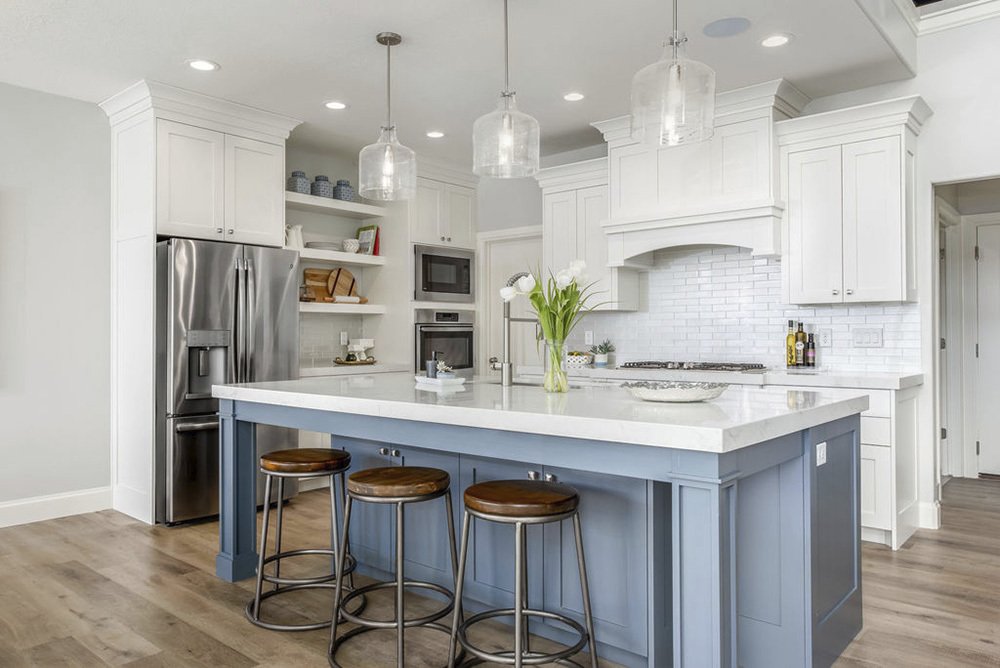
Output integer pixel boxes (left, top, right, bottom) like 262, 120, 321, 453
803, 14, 1000, 525
0, 82, 111, 520
572, 246, 921, 371
476, 178, 542, 232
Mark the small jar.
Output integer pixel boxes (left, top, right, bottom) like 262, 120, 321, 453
333, 179, 355, 201
287, 170, 310, 194
311, 175, 334, 198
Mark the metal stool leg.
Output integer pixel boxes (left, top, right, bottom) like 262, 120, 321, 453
573, 513, 599, 668
338, 471, 356, 591
395, 501, 405, 668
273, 477, 285, 589
448, 511, 472, 668
328, 473, 341, 580
514, 520, 525, 668
251, 474, 273, 619
328, 495, 354, 656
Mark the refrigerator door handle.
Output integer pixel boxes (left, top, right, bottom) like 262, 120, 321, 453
246, 257, 256, 383
175, 420, 220, 433
235, 257, 247, 383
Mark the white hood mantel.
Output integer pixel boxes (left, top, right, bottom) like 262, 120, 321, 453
592, 79, 808, 264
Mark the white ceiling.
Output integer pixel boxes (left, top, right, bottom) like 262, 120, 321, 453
0, 0, 914, 167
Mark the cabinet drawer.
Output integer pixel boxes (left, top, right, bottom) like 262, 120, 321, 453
861, 416, 891, 446
860, 444, 892, 530
862, 390, 892, 418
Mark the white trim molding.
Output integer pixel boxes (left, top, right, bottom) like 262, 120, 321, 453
919, 0, 1000, 34
0, 487, 112, 529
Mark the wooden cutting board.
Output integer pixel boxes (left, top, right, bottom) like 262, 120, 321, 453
327, 267, 358, 297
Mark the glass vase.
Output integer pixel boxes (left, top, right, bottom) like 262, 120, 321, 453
543, 339, 569, 393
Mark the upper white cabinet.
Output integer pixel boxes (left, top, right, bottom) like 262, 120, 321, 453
155, 120, 285, 246
411, 177, 476, 249
536, 160, 639, 311
778, 97, 931, 304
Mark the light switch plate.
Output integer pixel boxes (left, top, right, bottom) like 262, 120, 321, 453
584, 330, 594, 346
819, 329, 833, 347
816, 442, 827, 466
851, 326, 884, 348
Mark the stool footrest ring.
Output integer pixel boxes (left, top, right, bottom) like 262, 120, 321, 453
339, 579, 455, 629
457, 608, 590, 666
244, 581, 367, 632
260, 548, 357, 587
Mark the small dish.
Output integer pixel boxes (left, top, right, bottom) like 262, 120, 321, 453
342, 238, 360, 253
622, 380, 728, 403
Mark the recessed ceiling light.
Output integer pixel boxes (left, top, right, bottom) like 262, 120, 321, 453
187, 59, 220, 72
426, 131, 445, 138
324, 100, 348, 110
761, 33, 792, 48
703, 17, 752, 38
563, 92, 585, 102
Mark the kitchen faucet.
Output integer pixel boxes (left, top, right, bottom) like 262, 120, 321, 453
489, 272, 538, 387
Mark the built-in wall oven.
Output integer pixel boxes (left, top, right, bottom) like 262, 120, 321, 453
415, 309, 475, 377
414, 245, 474, 303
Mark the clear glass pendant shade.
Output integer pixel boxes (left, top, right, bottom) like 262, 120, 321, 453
473, 93, 540, 178
630, 35, 716, 147
358, 126, 416, 201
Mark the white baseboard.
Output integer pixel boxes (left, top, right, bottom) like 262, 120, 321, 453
0, 486, 113, 529
861, 527, 890, 546
919, 500, 941, 530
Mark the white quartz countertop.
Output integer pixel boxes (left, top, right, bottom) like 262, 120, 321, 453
517, 366, 923, 391
299, 361, 410, 378
213, 372, 868, 454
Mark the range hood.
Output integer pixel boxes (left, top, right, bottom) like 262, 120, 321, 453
592, 79, 808, 263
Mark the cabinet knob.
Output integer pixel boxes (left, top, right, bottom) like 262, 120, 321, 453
544, 473, 557, 483
440, 236, 446, 242
379, 447, 390, 456
216, 227, 223, 234
832, 289, 840, 296
527, 470, 540, 481
391, 449, 401, 458
227, 229, 234, 235
447, 237, 452, 242
846, 289, 854, 296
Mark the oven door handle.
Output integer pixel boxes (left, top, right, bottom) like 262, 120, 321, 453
416, 325, 474, 332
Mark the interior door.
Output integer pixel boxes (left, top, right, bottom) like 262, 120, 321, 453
976, 225, 1000, 475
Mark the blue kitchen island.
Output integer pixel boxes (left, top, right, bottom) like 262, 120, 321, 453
212, 373, 868, 667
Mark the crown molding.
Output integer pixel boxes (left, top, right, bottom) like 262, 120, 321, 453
776, 95, 933, 145
918, 0, 1000, 34
534, 158, 607, 191
417, 155, 479, 188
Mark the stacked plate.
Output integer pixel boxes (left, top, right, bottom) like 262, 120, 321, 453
304, 241, 343, 251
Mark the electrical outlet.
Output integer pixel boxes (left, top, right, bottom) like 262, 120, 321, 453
819, 329, 833, 347
851, 326, 884, 348
816, 442, 827, 466
340, 331, 349, 346
584, 330, 594, 346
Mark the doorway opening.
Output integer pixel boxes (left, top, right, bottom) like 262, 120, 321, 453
935, 177, 1000, 482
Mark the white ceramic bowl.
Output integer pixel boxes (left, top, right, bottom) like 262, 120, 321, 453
622, 381, 728, 403
342, 238, 360, 253
565, 353, 593, 368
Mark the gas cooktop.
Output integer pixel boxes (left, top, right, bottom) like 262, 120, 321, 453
618, 361, 767, 373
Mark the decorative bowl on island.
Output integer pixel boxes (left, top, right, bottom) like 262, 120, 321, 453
565, 351, 594, 368
622, 380, 729, 403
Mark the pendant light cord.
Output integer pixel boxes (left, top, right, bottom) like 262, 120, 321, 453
385, 42, 392, 129
503, 0, 511, 95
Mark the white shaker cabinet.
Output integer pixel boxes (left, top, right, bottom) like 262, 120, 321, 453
411, 177, 476, 249
536, 160, 638, 311
156, 120, 226, 240
224, 134, 285, 247
778, 96, 930, 305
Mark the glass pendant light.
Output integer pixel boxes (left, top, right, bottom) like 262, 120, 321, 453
630, 0, 716, 147
359, 32, 416, 201
473, 0, 539, 178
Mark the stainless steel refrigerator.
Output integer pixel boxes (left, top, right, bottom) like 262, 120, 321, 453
155, 238, 300, 524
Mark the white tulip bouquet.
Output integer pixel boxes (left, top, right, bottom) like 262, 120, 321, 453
500, 260, 596, 392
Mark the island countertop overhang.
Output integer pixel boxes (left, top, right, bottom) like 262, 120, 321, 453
213, 373, 868, 453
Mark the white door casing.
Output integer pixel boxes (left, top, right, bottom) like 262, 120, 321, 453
976, 224, 1000, 475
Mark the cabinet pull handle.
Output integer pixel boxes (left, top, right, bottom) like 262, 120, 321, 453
379, 447, 390, 456
527, 470, 540, 480
544, 473, 557, 483
391, 449, 401, 458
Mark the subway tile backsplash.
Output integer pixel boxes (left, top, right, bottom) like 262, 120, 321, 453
299, 313, 363, 367
572, 246, 921, 372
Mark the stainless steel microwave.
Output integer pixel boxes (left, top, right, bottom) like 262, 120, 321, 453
414, 245, 475, 303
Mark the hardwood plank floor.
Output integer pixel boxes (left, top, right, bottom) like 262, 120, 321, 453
1, 477, 998, 667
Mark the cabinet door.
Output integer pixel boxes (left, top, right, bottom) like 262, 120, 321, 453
339, 442, 394, 574
576, 186, 613, 309
542, 467, 648, 654
224, 135, 285, 247
842, 137, 903, 302
413, 178, 445, 245
786, 146, 844, 304
860, 444, 892, 530
542, 191, 578, 278
397, 448, 462, 589
156, 120, 225, 240
457, 456, 544, 610
609, 143, 657, 219
444, 184, 476, 249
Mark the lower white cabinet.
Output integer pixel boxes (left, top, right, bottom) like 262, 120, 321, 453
536, 159, 639, 311
860, 444, 892, 530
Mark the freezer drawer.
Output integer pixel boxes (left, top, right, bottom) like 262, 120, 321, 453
165, 416, 221, 524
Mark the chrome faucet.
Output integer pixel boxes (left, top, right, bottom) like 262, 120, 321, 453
489, 272, 537, 387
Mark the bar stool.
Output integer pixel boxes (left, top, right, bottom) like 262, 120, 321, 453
448, 479, 598, 668
328, 466, 461, 668
245, 448, 360, 631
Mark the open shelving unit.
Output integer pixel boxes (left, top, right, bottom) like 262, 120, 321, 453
299, 302, 387, 315
290, 246, 387, 267
285, 191, 386, 219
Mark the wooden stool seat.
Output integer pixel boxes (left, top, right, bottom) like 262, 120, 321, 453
463, 480, 579, 518
347, 466, 450, 498
260, 448, 351, 474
